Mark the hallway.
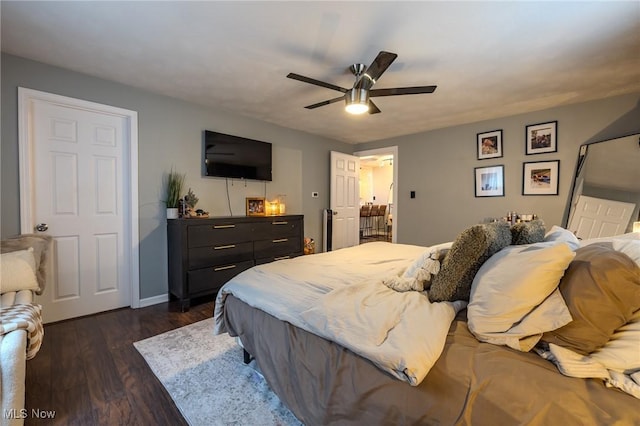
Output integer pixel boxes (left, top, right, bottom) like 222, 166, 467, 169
359, 203, 392, 244
357, 148, 395, 245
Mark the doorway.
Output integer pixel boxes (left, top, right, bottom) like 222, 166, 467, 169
18, 88, 140, 323
354, 146, 397, 244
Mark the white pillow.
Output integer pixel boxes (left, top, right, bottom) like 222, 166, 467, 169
468, 242, 575, 351
0, 248, 39, 293
544, 225, 581, 250
590, 309, 640, 374
612, 239, 640, 267
580, 232, 640, 247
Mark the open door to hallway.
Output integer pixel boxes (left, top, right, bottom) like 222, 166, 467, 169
355, 146, 397, 244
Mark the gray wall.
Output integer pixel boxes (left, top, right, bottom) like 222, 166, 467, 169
356, 93, 640, 247
4, 53, 639, 300
1, 53, 352, 299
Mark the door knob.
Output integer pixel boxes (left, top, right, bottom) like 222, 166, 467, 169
35, 223, 48, 232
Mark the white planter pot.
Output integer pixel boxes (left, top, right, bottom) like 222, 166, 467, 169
166, 208, 179, 219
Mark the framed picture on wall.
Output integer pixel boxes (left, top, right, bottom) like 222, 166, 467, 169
474, 165, 505, 197
522, 160, 559, 195
525, 121, 557, 155
477, 129, 503, 160
246, 197, 266, 216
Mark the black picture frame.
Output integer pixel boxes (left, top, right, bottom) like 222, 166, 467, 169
477, 129, 503, 160
525, 121, 557, 155
474, 165, 505, 197
522, 160, 560, 195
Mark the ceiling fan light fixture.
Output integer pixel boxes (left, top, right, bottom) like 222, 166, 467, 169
345, 88, 369, 114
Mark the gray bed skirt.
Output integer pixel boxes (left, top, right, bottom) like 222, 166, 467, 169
222, 295, 640, 425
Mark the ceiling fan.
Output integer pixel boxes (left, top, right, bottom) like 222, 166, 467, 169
287, 51, 437, 115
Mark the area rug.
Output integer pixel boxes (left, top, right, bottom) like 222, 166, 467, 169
134, 318, 302, 426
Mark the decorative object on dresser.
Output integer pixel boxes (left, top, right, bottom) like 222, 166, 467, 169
167, 215, 304, 310
181, 188, 209, 218
267, 195, 287, 216
245, 197, 266, 216
164, 168, 185, 219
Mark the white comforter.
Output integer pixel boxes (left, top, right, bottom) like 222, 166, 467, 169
214, 242, 466, 386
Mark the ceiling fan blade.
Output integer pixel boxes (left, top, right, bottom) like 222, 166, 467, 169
356, 51, 398, 90
368, 100, 381, 114
287, 73, 348, 93
304, 95, 345, 110
369, 85, 437, 97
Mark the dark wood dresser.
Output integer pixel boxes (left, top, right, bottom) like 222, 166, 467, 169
167, 215, 304, 310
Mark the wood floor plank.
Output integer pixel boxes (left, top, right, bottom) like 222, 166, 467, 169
24, 299, 215, 425
50, 378, 96, 425
75, 315, 126, 406
91, 395, 136, 426
49, 321, 85, 391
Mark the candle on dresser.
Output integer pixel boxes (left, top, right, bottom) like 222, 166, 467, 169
269, 202, 279, 216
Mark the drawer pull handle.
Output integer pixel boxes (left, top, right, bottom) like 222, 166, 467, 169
214, 264, 237, 272
274, 256, 290, 261
272, 221, 288, 225
273, 238, 288, 243
213, 224, 235, 229
214, 244, 236, 250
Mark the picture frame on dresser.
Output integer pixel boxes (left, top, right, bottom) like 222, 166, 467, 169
246, 197, 266, 216
523, 160, 559, 195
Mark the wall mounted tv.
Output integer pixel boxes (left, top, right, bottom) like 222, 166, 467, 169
203, 130, 272, 181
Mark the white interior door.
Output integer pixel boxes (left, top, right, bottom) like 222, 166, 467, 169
330, 151, 360, 250
568, 195, 635, 239
19, 88, 139, 323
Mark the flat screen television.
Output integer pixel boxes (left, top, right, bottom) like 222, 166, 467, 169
203, 130, 272, 181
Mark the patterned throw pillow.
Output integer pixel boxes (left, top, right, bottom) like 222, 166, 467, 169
429, 221, 511, 302
511, 219, 546, 245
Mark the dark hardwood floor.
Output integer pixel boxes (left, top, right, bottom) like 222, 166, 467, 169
24, 297, 215, 425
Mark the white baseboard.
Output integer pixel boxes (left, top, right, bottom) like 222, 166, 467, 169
138, 293, 169, 308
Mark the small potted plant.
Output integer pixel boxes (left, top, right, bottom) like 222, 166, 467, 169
183, 188, 199, 217
165, 168, 185, 219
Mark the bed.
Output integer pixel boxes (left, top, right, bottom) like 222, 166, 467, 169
213, 222, 640, 425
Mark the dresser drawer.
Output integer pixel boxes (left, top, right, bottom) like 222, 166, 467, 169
187, 221, 254, 248
254, 237, 301, 260
188, 241, 253, 269
187, 259, 254, 295
255, 253, 298, 265
252, 218, 303, 239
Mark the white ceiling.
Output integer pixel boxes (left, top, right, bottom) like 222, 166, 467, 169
2, 1, 639, 144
